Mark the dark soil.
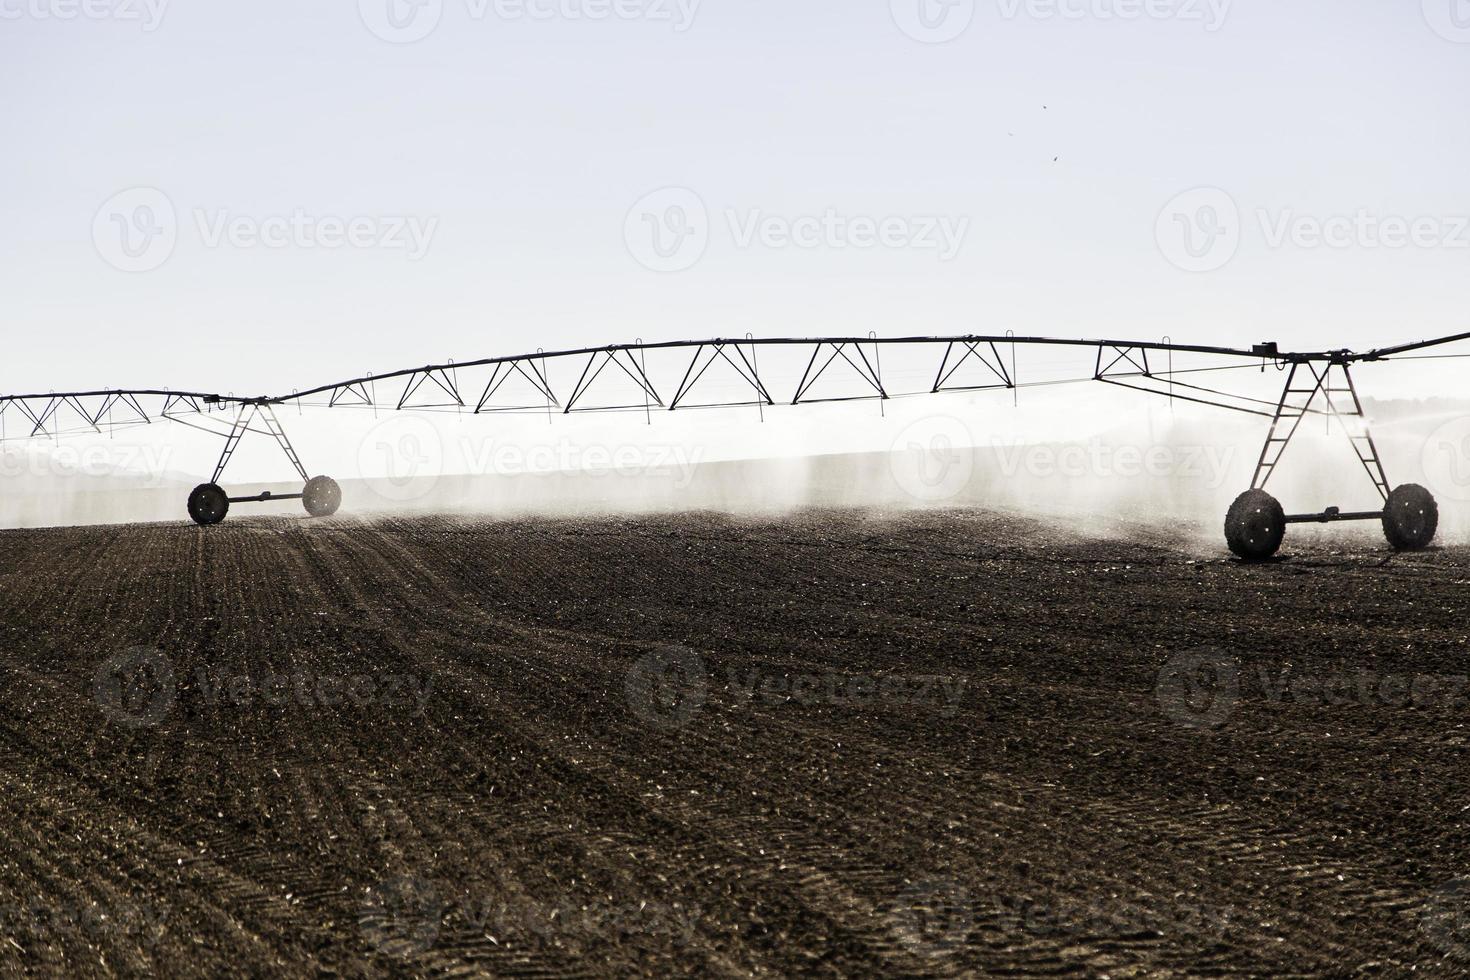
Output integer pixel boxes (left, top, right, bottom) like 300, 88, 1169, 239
1, 510, 1468, 977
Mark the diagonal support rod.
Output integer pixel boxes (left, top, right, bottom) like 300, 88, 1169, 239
791, 342, 888, 405
932, 341, 1014, 393
563, 350, 664, 413
211, 404, 310, 485
1251, 361, 1391, 501
474, 357, 560, 414
668, 342, 776, 410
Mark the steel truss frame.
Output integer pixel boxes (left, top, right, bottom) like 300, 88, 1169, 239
3, 329, 1467, 537
276, 334, 1248, 414
1251, 360, 1389, 502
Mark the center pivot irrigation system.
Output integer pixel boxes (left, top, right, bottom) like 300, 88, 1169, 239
2, 331, 1466, 559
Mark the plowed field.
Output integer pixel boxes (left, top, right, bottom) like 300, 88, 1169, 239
1, 511, 1468, 976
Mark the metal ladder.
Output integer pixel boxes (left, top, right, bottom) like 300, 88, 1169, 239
211, 403, 310, 485
1252, 360, 1391, 501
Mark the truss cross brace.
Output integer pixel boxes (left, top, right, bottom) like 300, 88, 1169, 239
1251, 360, 1391, 501
791, 342, 888, 405
668, 342, 776, 411
211, 404, 310, 486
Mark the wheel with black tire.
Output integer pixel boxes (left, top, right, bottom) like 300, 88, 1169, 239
187, 483, 230, 527
1382, 483, 1438, 551
1224, 489, 1285, 561
302, 475, 342, 518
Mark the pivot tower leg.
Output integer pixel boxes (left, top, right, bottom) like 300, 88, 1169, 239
1226, 359, 1435, 559
188, 403, 340, 526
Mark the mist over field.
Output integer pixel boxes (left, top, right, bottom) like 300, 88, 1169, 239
6, 392, 1468, 552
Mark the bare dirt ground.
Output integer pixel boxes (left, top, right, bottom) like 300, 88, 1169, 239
1, 509, 1468, 977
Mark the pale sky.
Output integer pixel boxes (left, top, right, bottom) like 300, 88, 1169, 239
3, 0, 1468, 398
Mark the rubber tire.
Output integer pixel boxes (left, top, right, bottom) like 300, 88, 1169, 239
1224, 489, 1286, 561
1382, 483, 1438, 551
188, 483, 230, 527
302, 475, 342, 519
